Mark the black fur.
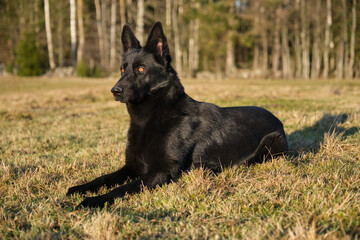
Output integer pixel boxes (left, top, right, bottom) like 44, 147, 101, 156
67, 22, 288, 208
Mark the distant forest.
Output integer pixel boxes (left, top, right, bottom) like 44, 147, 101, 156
0, 0, 359, 79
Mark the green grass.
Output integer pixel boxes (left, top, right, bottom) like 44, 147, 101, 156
0, 76, 359, 239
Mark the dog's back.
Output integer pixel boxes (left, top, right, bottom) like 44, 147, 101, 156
162, 96, 288, 171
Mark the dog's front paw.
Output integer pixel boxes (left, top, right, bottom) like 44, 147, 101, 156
67, 185, 86, 196
77, 196, 111, 209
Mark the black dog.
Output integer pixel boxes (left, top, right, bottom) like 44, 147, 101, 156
67, 22, 288, 208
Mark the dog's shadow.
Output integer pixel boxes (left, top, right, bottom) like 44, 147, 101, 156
287, 113, 359, 157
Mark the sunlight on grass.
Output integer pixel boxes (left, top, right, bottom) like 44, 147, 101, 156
0, 76, 359, 239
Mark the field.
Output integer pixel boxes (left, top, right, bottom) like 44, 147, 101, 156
0, 76, 359, 239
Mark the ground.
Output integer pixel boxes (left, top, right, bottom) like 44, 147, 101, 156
0, 76, 359, 239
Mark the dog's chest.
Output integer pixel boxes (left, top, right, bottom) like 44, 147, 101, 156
126, 120, 172, 168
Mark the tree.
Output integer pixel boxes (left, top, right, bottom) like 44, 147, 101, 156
322, 0, 332, 79
77, 0, 85, 64
94, 0, 105, 67
70, 0, 77, 66
44, 0, 55, 69
110, 0, 117, 69
347, 0, 357, 78
16, 32, 45, 76
136, 0, 144, 44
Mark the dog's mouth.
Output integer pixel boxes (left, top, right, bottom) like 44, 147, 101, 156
113, 94, 126, 103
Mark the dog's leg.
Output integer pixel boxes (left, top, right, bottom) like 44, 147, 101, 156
66, 165, 137, 196
77, 171, 170, 208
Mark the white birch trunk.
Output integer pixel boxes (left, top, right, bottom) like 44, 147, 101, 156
94, 0, 105, 67
119, 0, 126, 27
342, 0, 349, 78
44, 0, 55, 69
300, 0, 310, 79
77, 0, 85, 64
310, 0, 321, 79
166, 0, 171, 34
102, 1, 110, 68
136, 0, 144, 44
273, 7, 281, 78
172, 0, 182, 75
322, 0, 332, 79
348, 0, 356, 78
110, 0, 117, 69
70, 0, 77, 66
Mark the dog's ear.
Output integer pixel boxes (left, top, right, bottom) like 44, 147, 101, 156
144, 22, 171, 65
121, 24, 140, 53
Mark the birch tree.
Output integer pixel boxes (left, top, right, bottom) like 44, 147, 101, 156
119, 0, 126, 28
272, 6, 281, 78
136, 0, 144, 44
110, 0, 117, 69
77, 0, 85, 64
70, 0, 77, 66
310, 0, 321, 79
172, 0, 182, 75
322, 0, 332, 79
94, 0, 105, 67
300, 0, 310, 79
347, 0, 357, 78
44, 0, 55, 69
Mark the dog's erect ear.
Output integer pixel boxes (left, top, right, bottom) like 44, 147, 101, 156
144, 22, 171, 65
121, 24, 140, 53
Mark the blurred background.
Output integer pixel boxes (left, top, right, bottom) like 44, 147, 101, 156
0, 0, 359, 79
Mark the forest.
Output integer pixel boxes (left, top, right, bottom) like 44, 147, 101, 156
0, 0, 359, 79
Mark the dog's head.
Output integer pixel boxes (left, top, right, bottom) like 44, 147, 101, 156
111, 22, 173, 103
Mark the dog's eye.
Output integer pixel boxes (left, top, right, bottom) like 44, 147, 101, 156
137, 67, 145, 73
121, 68, 125, 73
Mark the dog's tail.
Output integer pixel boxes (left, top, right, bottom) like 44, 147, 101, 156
242, 131, 288, 165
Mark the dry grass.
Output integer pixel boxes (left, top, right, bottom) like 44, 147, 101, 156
0, 76, 359, 239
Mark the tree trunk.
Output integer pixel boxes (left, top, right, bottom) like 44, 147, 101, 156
57, 1, 64, 67
44, 0, 55, 69
342, 0, 349, 78
225, 36, 236, 76
102, 1, 110, 68
94, 0, 105, 67
347, 0, 356, 78
252, 1, 260, 75
172, 0, 182, 75
281, 7, 292, 79
336, 0, 348, 79
188, 22, 195, 77
77, 0, 85, 64
193, 17, 200, 72
310, 0, 321, 79
322, 0, 332, 79
272, 7, 281, 78
253, 42, 260, 73
166, 0, 171, 36
110, 0, 117, 69
70, 0, 77, 66
294, 0, 302, 78
119, 0, 126, 27
136, 0, 144, 44
300, 0, 310, 79
260, 6, 268, 77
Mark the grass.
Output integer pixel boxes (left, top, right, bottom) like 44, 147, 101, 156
0, 76, 359, 239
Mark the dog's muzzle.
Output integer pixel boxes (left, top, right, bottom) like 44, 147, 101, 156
111, 86, 123, 101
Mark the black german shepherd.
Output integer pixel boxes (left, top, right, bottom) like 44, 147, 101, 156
67, 22, 288, 208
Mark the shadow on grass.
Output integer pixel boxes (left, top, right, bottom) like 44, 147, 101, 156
287, 113, 359, 157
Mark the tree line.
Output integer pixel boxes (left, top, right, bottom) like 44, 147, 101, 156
0, 0, 359, 79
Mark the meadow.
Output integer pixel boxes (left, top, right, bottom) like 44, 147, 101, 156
0, 76, 359, 239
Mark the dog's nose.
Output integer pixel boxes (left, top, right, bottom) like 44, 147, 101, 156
111, 86, 123, 94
